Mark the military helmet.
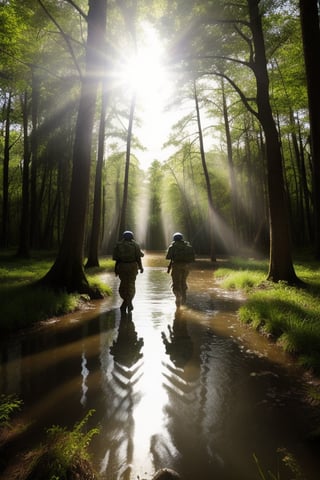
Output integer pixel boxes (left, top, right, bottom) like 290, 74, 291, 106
173, 232, 183, 241
123, 230, 134, 240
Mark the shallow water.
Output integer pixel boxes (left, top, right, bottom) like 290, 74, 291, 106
0, 255, 319, 479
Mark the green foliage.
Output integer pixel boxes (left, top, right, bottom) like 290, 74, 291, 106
46, 410, 99, 463
28, 410, 99, 480
239, 283, 320, 371
214, 257, 267, 290
0, 252, 113, 332
215, 257, 320, 374
0, 284, 79, 331
218, 269, 265, 290
0, 394, 22, 428
253, 448, 304, 480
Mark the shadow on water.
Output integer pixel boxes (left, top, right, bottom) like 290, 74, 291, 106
0, 254, 319, 480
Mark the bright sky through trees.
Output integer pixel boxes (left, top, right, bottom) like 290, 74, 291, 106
117, 23, 178, 169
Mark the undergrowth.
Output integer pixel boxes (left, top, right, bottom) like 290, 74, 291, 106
25, 410, 99, 480
0, 252, 114, 333
254, 448, 304, 480
0, 394, 22, 428
214, 257, 320, 375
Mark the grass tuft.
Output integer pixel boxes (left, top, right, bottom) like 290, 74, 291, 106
215, 257, 320, 375
0, 252, 114, 333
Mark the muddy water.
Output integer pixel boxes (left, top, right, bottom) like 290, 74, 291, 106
0, 255, 319, 480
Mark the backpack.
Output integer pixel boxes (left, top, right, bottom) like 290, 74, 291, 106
171, 241, 195, 263
114, 240, 138, 262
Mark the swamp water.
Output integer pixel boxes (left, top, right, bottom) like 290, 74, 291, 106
1, 255, 319, 479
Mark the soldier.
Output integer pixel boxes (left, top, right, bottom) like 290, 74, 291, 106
166, 232, 195, 307
113, 230, 144, 313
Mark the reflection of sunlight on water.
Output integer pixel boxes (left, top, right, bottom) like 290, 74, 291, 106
131, 318, 169, 475
80, 350, 89, 406
125, 267, 177, 476
3, 258, 318, 480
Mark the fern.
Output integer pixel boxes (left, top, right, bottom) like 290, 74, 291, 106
0, 394, 22, 427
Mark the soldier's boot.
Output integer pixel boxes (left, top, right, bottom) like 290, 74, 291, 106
128, 300, 134, 312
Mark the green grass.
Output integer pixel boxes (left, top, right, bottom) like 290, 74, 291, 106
0, 252, 114, 333
214, 257, 320, 375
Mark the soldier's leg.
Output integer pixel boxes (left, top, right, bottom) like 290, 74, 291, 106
118, 264, 133, 312
126, 263, 138, 311
171, 265, 183, 307
180, 265, 189, 304
118, 275, 129, 311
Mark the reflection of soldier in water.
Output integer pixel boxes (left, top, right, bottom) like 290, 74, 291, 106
161, 312, 193, 368
110, 315, 144, 368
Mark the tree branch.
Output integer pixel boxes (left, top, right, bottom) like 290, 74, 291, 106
234, 23, 254, 63
37, 0, 83, 79
199, 69, 258, 120
194, 53, 252, 69
64, 0, 87, 20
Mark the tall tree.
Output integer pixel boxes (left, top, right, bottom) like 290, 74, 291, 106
117, 0, 138, 238
247, 0, 299, 282
41, 0, 107, 296
118, 92, 136, 236
17, 91, 31, 258
299, 0, 320, 259
85, 82, 108, 268
166, 0, 300, 282
1, 92, 12, 248
194, 79, 216, 261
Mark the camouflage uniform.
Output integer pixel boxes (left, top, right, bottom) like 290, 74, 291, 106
113, 234, 144, 312
166, 235, 195, 307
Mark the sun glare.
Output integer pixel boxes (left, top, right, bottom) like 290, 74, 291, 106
119, 23, 171, 103
114, 23, 177, 168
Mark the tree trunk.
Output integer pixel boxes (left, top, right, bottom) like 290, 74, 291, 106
16, 92, 31, 258
1, 92, 11, 248
118, 93, 136, 237
248, 0, 299, 283
299, 0, 320, 259
40, 0, 107, 297
85, 83, 108, 268
221, 79, 237, 249
296, 114, 313, 241
30, 69, 40, 248
194, 80, 216, 261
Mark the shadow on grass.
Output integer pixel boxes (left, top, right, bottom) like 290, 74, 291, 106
0, 282, 78, 333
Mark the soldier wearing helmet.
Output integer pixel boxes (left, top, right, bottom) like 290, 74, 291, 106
166, 232, 195, 307
113, 230, 144, 313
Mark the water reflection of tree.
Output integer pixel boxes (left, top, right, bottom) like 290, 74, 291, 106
161, 311, 194, 369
